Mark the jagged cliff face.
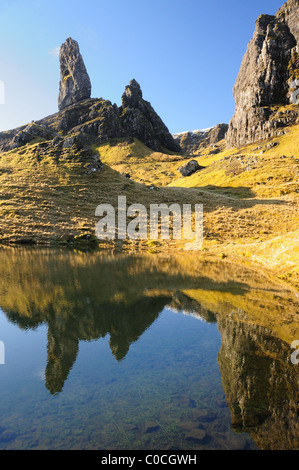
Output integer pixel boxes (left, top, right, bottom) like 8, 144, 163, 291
173, 123, 228, 155
119, 79, 181, 152
226, 0, 299, 147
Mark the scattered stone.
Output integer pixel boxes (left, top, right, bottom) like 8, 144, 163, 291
192, 408, 217, 422
267, 141, 279, 149
178, 421, 200, 431
179, 160, 204, 177
185, 428, 207, 443
144, 421, 160, 433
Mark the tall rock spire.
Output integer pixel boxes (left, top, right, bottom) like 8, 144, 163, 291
58, 37, 92, 111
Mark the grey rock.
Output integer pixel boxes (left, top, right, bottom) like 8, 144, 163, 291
119, 79, 181, 152
58, 37, 91, 111
4, 122, 54, 151
226, 0, 299, 147
185, 428, 207, 443
179, 159, 204, 176
173, 123, 228, 155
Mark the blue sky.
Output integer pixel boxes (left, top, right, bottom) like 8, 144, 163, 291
0, 0, 285, 133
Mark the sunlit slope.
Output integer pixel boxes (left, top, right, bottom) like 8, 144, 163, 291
169, 124, 299, 198
0, 138, 219, 248
0, 122, 298, 287
167, 124, 299, 286
96, 137, 187, 186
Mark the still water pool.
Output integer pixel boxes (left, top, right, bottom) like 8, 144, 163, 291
0, 247, 298, 450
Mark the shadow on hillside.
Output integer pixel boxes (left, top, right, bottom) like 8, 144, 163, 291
197, 185, 255, 199
170, 184, 286, 210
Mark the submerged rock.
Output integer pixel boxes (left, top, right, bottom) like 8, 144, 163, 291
144, 421, 160, 433
185, 428, 207, 443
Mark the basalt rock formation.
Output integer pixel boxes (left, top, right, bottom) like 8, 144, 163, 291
58, 37, 92, 111
173, 123, 228, 155
226, 0, 299, 147
119, 79, 180, 152
0, 41, 179, 155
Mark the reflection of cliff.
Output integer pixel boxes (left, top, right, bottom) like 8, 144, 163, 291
218, 317, 299, 450
45, 295, 170, 394
169, 291, 217, 323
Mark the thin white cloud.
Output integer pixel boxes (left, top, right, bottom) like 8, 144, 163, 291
48, 46, 60, 57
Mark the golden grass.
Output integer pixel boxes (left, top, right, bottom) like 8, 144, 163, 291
0, 118, 298, 289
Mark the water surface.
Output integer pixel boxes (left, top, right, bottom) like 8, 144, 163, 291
0, 247, 298, 450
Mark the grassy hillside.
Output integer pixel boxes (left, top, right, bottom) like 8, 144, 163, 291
167, 123, 299, 285
96, 137, 187, 186
0, 118, 298, 288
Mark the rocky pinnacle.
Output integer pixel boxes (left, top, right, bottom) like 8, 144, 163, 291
58, 37, 91, 112
119, 79, 181, 152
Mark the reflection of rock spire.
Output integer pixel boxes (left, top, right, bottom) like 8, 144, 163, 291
45, 327, 79, 395
108, 296, 171, 361
43, 296, 170, 393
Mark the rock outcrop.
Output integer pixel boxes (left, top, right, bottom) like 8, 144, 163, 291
58, 37, 92, 111
173, 123, 228, 155
226, 0, 299, 147
0, 46, 180, 155
119, 79, 181, 152
178, 159, 204, 177
1, 122, 55, 152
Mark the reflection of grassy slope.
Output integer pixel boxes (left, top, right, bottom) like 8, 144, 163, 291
181, 287, 299, 346
0, 247, 298, 344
